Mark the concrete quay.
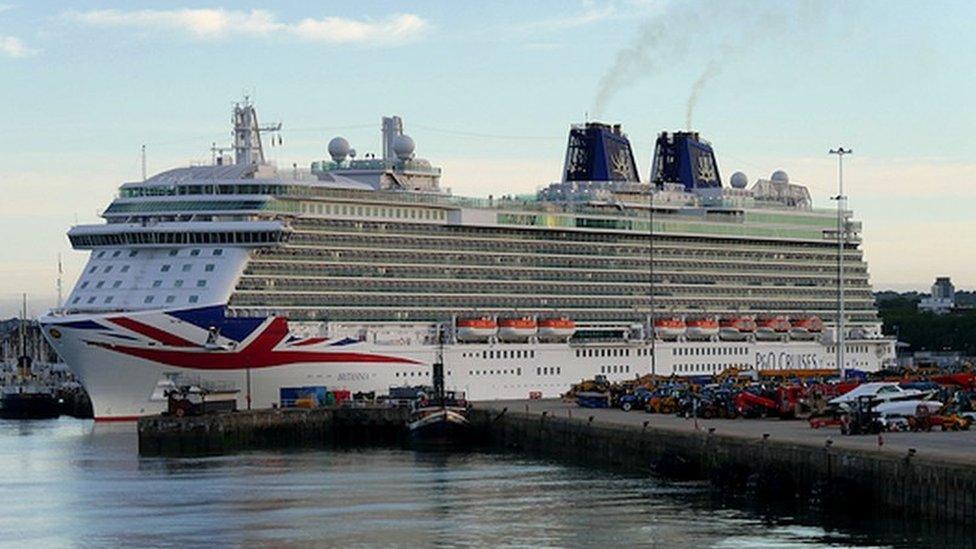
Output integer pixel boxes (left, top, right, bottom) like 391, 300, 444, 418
470, 399, 976, 525
138, 406, 410, 456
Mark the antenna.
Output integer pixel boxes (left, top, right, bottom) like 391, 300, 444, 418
19, 293, 26, 357
56, 253, 63, 309
141, 144, 147, 181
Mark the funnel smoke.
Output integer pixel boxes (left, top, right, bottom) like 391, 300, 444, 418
685, 61, 721, 130
591, 1, 825, 120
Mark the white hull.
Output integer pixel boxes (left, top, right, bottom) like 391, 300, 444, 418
40, 307, 896, 420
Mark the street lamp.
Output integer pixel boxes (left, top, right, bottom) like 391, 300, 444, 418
648, 186, 656, 378
829, 147, 852, 380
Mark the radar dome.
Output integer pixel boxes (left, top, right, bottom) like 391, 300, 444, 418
771, 170, 789, 184
730, 172, 749, 189
393, 134, 415, 160
328, 137, 350, 162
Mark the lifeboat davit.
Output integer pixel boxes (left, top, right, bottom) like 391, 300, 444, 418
497, 316, 537, 341
789, 316, 823, 340
685, 317, 719, 340
719, 316, 757, 341
456, 316, 497, 342
654, 317, 686, 339
755, 316, 791, 341
538, 316, 576, 341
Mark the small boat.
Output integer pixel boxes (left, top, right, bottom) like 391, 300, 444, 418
875, 399, 943, 418
537, 316, 576, 341
756, 316, 791, 341
654, 317, 686, 339
408, 390, 471, 443
789, 316, 823, 340
497, 316, 537, 341
0, 383, 60, 420
456, 316, 497, 342
685, 317, 719, 340
719, 316, 757, 341
0, 356, 60, 420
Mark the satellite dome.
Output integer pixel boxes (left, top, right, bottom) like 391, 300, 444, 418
771, 170, 789, 184
328, 137, 350, 162
393, 134, 415, 160
730, 171, 749, 189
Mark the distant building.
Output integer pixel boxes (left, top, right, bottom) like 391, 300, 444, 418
918, 276, 955, 314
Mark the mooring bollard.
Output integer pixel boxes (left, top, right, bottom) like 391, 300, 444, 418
588, 415, 594, 424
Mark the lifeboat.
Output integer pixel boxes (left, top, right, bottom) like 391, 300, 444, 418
685, 317, 719, 340
755, 316, 791, 341
497, 316, 537, 341
455, 316, 497, 342
653, 317, 686, 339
719, 316, 757, 341
789, 316, 823, 340
537, 316, 576, 341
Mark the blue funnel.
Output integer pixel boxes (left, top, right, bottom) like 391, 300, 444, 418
650, 131, 722, 190
562, 123, 639, 183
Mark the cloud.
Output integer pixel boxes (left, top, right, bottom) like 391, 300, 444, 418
0, 35, 35, 57
67, 8, 429, 45
513, 5, 618, 33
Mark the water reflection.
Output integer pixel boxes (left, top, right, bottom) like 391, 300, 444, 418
0, 418, 967, 547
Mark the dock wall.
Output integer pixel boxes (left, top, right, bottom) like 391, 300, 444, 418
138, 406, 410, 456
469, 408, 976, 526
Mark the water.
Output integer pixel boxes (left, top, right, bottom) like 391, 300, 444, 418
0, 419, 956, 548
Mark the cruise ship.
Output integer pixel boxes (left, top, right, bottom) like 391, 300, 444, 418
39, 99, 895, 419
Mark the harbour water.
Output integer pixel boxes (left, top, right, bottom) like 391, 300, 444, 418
0, 418, 953, 547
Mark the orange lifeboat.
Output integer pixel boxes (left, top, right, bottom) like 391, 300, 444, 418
653, 317, 686, 339
456, 316, 497, 342
537, 316, 576, 341
790, 316, 823, 340
497, 316, 537, 341
685, 317, 719, 340
756, 315, 791, 341
719, 316, 757, 341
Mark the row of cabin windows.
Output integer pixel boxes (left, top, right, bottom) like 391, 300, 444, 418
536, 367, 560, 376
673, 347, 749, 357
93, 248, 224, 259
71, 294, 200, 306
81, 278, 208, 289
675, 363, 747, 373
482, 349, 535, 360
576, 348, 631, 358
301, 202, 446, 221
826, 345, 872, 354
600, 365, 631, 374
470, 368, 522, 376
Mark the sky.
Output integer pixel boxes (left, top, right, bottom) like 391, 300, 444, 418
1, 0, 975, 317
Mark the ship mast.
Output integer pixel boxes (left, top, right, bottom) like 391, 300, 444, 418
232, 96, 282, 166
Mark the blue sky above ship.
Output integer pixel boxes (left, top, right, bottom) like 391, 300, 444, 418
1, 0, 975, 316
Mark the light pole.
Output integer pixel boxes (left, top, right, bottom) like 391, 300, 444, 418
648, 185, 656, 378
829, 147, 852, 380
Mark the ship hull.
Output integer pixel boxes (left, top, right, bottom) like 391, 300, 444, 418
40, 306, 896, 420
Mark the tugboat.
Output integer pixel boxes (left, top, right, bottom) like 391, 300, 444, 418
1, 299, 60, 420
407, 325, 471, 443
0, 355, 60, 420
